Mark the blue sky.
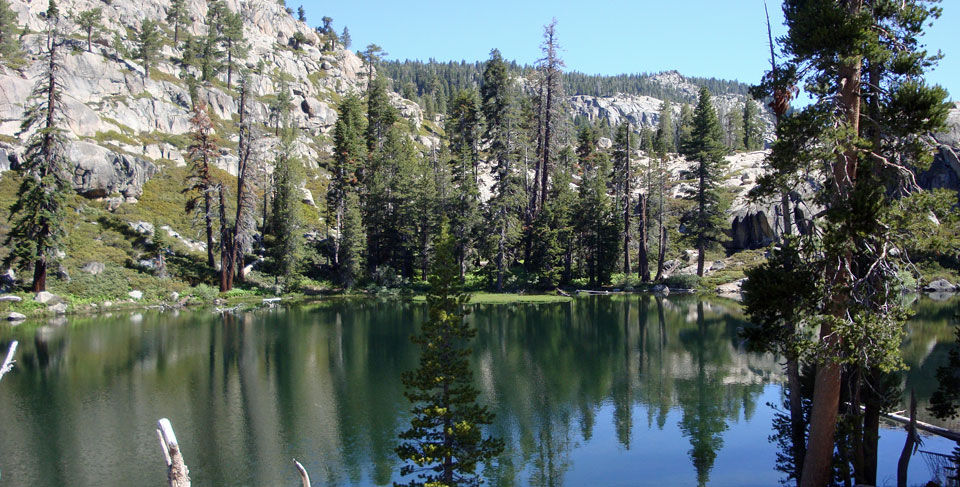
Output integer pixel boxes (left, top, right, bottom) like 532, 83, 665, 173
303, 0, 959, 100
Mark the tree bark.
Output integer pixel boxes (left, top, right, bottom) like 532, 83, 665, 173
786, 358, 806, 483
800, 2, 863, 484
0, 340, 17, 383
624, 124, 632, 276
293, 459, 311, 487
157, 418, 191, 487
897, 390, 918, 487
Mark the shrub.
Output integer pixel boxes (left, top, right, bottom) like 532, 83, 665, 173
664, 273, 700, 289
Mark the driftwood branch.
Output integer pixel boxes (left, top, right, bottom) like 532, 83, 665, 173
293, 458, 311, 487
157, 418, 191, 487
0, 340, 18, 383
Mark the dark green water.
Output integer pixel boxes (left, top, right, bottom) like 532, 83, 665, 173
0, 295, 956, 486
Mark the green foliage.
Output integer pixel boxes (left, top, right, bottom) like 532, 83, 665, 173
269, 133, 305, 290
340, 26, 351, 49
664, 273, 700, 290
679, 88, 727, 276
135, 19, 162, 77
166, 0, 188, 45
0, 0, 19, 58
396, 223, 504, 487
5, 31, 70, 291
742, 100, 762, 151
73, 7, 101, 52
575, 127, 621, 287
740, 238, 820, 357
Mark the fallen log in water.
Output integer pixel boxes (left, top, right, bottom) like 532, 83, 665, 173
156, 418, 191, 487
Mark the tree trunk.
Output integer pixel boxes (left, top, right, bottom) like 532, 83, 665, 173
624, 125, 632, 276
655, 226, 667, 281
897, 390, 918, 487
787, 358, 806, 483
862, 394, 881, 486
205, 191, 215, 268
32, 256, 47, 292
800, 3, 863, 483
638, 194, 650, 282
156, 418, 191, 487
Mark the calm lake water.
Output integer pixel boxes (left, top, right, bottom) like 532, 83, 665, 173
0, 295, 957, 487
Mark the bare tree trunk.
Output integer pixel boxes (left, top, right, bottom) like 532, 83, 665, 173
0, 341, 18, 383
156, 418, 191, 487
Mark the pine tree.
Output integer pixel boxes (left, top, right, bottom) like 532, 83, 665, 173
183, 102, 219, 269
396, 223, 504, 487
0, 0, 19, 58
296, 5, 305, 22
679, 87, 726, 277
74, 7, 101, 53
221, 10, 244, 89
339, 190, 364, 288
366, 75, 398, 153
268, 81, 293, 136
530, 147, 576, 287
576, 129, 621, 287
4, 6, 69, 292
742, 100, 762, 151
329, 95, 366, 271
135, 18, 161, 78
758, 2, 950, 485
219, 75, 258, 290
166, 0, 188, 45
270, 132, 304, 290
447, 89, 483, 279
481, 48, 522, 291
341, 26, 351, 49
533, 18, 565, 215
676, 103, 693, 154
652, 100, 673, 281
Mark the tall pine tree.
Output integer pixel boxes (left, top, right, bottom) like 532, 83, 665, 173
4, 3, 69, 292
679, 87, 726, 277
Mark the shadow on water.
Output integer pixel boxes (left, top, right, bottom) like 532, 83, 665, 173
0, 295, 954, 486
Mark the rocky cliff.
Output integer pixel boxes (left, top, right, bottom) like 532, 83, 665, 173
0, 0, 430, 200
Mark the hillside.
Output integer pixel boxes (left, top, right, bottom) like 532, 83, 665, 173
0, 0, 957, 314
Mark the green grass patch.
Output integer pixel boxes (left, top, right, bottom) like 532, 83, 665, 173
410, 292, 572, 305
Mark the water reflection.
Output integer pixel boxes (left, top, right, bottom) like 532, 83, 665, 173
0, 295, 953, 486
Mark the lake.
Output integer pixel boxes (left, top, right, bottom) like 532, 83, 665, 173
0, 295, 957, 486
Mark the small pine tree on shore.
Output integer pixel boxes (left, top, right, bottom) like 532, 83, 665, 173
396, 223, 504, 487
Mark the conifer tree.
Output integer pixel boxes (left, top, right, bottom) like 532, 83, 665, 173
135, 18, 161, 78
0, 0, 19, 58
742, 100, 762, 151
183, 102, 219, 268
221, 10, 244, 89
680, 87, 726, 277
676, 103, 693, 154
576, 128, 621, 287
166, 0, 188, 45
329, 95, 366, 271
530, 147, 577, 287
447, 89, 483, 279
340, 26, 351, 49
4, 4, 69, 292
652, 100, 673, 280
296, 5, 305, 22
74, 7, 101, 52
750, 2, 951, 485
396, 223, 504, 487
339, 190, 364, 288
481, 49, 522, 291
268, 81, 293, 135
366, 75, 398, 153
270, 132, 305, 290
533, 18, 564, 215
